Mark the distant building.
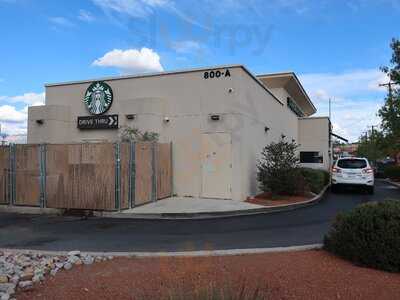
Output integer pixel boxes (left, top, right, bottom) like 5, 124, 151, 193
334, 143, 359, 158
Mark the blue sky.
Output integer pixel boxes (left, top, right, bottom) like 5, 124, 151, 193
0, 0, 398, 142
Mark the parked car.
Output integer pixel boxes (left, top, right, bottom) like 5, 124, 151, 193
331, 157, 374, 194
375, 158, 396, 178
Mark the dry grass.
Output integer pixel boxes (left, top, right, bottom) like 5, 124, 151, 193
136, 254, 270, 300
18, 250, 400, 300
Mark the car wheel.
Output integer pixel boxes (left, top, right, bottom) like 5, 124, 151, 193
331, 184, 338, 193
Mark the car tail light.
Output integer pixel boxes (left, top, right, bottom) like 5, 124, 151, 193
363, 168, 373, 174
332, 167, 341, 173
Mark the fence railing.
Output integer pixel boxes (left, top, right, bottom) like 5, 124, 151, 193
0, 142, 172, 211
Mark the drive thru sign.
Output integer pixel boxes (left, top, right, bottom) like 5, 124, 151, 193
77, 114, 118, 129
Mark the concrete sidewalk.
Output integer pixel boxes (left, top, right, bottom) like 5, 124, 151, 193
98, 185, 329, 219
122, 197, 264, 214
1, 185, 330, 220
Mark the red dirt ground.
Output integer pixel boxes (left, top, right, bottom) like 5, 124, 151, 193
16, 250, 400, 300
246, 192, 313, 206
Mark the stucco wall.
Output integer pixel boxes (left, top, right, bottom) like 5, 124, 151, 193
298, 117, 332, 170
230, 73, 300, 199
28, 67, 247, 199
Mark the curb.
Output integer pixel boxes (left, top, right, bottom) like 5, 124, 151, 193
0, 244, 323, 258
96, 184, 331, 220
0, 184, 330, 220
384, 178, 400, 189
0, 205, 63, 215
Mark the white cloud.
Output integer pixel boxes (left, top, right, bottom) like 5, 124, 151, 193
78, 9, 95, 22
170, 40, 202, 54
0, 105, 26, 123
8, 92, 45, 106
92, 48, 164, 73
0, 92, 44, 136
92, 0, 211, 30
299, 69, 387, 142
301, 69, 387, 98
49, 16, 75, 27
92, 0, 171, 18
367, 72, 389, 92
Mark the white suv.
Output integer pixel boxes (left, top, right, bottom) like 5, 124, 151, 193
331, 157, 374, 194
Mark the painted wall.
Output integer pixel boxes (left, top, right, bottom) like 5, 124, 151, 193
229, 73, 300, 199
298, 117, 332, 170
29, 67, 246, 200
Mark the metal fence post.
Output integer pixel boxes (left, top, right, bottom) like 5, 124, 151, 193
8, 144, 15, 206
129, 141, 136, 208
151, 142, 157, 202
39, 144, 47, 208
170, 142, 173, 197
114, 143, 121, 211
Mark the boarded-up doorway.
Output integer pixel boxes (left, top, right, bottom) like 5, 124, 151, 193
201, 133, 232, 199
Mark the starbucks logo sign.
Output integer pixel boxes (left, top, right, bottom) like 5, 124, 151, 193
84, 81, 113, 115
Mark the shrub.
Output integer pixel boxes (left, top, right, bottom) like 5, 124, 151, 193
119, 126, 159, 142
322, 170, 330, 185
384, 165, 400, 180
300, 168, 330, 194
257, 135, 305, 196
324, 200, 400, 272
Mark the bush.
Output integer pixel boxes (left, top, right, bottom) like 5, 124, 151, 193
257, 135, 304, 196
300, 168, 330, 194
119, 126, 159, 142
324, 200, 400, 272
384, 165, 400, 180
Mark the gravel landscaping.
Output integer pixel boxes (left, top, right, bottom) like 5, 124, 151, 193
0, 250, 113, 300
11, 249, 400, 300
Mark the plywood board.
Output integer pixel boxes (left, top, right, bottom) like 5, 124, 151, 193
14, 144, 40, 206
135, 142, 153, 205
46, 143, 116, 210
119, 143, 130, 209
157, 143, 172, 199
0, 146, 9, 204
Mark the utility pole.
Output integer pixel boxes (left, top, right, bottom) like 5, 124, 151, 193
329, 98, 332, 121
379, 81, 397, 98
328, 98, 333, 166
370, 125, 376, 163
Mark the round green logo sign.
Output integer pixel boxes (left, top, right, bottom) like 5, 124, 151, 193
84, 81, 113, 115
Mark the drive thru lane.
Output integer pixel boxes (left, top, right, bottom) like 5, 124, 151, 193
0, 180, 398, 252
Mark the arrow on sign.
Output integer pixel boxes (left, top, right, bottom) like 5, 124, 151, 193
77, 114, 119, 129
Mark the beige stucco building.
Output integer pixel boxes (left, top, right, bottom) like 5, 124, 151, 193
28, 65, 332, 201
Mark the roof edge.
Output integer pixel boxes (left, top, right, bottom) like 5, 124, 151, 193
45, 64, 284, 106
298, 116, 330, 120
257, 72, 317, 114
45, 64, 243, 87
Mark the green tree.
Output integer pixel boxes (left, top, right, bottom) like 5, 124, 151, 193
356, 129, 386, 163
378, 38, 400, 157
257, 135, 304, 196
